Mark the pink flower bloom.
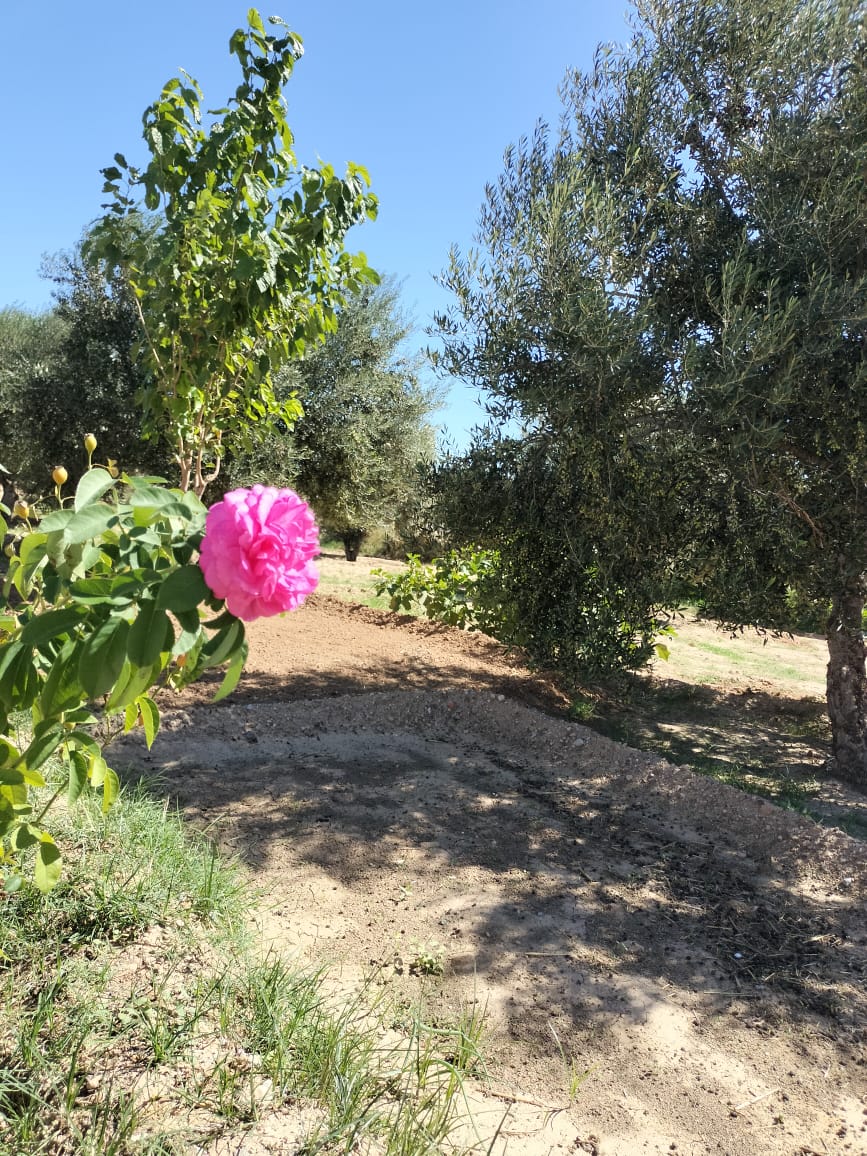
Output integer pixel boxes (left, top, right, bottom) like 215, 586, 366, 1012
199, 485, 319, 621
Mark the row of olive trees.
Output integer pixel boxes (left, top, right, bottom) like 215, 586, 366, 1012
0, 271, 437, 560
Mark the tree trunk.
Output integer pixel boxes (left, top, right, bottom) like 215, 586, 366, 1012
825, 579, 867, 791
341, 529, 365, 563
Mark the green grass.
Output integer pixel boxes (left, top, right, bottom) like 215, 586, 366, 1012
0, 780, 485, 1154
316, 569, 396, 611
686, 638, 805, 682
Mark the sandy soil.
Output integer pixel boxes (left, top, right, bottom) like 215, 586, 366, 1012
115, 591, 867, 1156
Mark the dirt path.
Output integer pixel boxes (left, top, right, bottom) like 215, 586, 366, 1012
118, 594, 867, 1155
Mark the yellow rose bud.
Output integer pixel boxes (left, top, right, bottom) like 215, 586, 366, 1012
12, 501, 29, 520
52, 466, 68, 486
84, 433, 97, 455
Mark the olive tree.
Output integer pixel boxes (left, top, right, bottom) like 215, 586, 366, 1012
280, 281, 439, 560
436, 0, 867, 786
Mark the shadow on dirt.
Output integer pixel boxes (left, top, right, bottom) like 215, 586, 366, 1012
116, 686, 867, 1054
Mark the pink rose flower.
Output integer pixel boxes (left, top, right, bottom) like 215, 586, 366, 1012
199, 485, 319, 621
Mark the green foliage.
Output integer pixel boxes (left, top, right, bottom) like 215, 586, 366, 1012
0, 308, 70, 494
374, 548, 517, 639
0, 250, 172, 499
429, 437, 677, 680
87, 10, 378, 496
242, 280, 440, 560
435, 0, 867, 777
0, 462, 247, 891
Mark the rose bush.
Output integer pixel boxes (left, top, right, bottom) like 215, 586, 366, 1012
0, 461, 317, 892
199, 485, 319, 621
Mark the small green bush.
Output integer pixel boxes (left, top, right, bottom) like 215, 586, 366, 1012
373, 548, 519, 640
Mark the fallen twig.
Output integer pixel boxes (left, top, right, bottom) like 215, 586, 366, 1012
734, 1088, 779, 1111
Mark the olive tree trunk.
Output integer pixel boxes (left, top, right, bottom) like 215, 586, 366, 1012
341, 529, 366, 563
825, 579, 867, 791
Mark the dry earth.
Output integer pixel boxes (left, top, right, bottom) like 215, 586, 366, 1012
114, 589, 867, 1156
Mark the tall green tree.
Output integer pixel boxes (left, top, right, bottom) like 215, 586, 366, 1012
280, 281, 439, 560
436, 0, 867, 786
0, 247, 172, 497
88, 9, 378, 496
0, 307, 69, 492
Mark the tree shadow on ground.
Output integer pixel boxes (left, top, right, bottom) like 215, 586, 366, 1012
116, 680, 867, 1058
582, 675, 867, 839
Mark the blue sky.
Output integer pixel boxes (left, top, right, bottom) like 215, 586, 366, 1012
1, 2, 633, 447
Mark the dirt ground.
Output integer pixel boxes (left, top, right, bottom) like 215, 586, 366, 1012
115, 588, 867, 1156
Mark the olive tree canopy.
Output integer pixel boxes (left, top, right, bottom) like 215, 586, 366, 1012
436, 0, 867, 786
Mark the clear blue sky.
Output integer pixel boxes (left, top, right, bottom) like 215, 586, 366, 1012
1, 2, 633, 448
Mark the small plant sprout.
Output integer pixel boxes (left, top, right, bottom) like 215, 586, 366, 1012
408, 940, 446, 976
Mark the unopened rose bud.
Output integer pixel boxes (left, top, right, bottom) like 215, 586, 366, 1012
3, 543, 13, 558
12, 501, 29, 520
52, 466, 68, 486
84, 433, 97, 455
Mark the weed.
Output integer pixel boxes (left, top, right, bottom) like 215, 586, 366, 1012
408, 940, 446, 977
568, 696, 597, 722
548, 1022, 592, 1103
1, 777, 488, 1155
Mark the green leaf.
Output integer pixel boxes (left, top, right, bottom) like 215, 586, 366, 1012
21, 724, 64, 772
172, 608, 203, 656
63, 730, 101, 758
40, 641, 82, 716
101, 767, 120, 812
11, 823, 38, 850
0, 642, 26, 704
0, 737, 19, 769
78, 617, 131, 698
61, 504, 120, 545
38, 509, 75, 533
88, 753, 108, 788
35, 836, 62, 892
67, 749, 89, 804
211, 640, 248, 702
124, 702, 138, 733
128, 601, 172, 667
202, 619, 245, 667
20, 608, 81, 648
138, 695, 160, 748
106, 659, 161, 712
74, 469, 116, 511
156, 564, 208, 613
68, 576, 141, 606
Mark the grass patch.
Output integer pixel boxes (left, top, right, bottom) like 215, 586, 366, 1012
685, 638, 806, 682
316, 569, 395, 611
0, 780, 485, 1154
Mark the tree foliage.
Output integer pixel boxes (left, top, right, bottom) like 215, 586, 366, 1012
0, 253, 168, 499
0, 250, 174, 498
0, 308, 69, 493
88, 9, 378, 496
436, 0, 867, 784
276, 281, 439, 560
